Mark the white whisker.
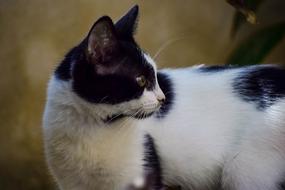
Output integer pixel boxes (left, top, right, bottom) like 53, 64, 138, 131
153, 36, 188, 61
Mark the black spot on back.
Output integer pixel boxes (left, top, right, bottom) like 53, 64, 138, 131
233, 65, 285, 110
155, 72, 175, 118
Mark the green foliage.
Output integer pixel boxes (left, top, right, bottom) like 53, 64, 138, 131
227, 22, 285, 65
226, 0, 285, 66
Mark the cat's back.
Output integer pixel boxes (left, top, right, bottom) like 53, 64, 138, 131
153, 64, 285, 144
159, 64, 285, 114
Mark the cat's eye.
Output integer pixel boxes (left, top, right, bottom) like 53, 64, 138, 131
136, 75, 147, 87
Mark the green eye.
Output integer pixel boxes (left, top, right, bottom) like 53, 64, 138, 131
136, 75, 147, 87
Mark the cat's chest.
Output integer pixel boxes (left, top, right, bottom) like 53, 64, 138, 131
71, 121, 144, 172
45, 115, 146, 188
81, 124, 143, 165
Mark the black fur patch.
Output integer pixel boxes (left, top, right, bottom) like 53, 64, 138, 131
280, 181, 285, 190
55, 41, 87, 81
143, 134, 164, 189
55, 23, 156, 105
155, 72, 175, 118
55, 57, 71, 81
71, 42, 155, 104
233, 65, 285, 110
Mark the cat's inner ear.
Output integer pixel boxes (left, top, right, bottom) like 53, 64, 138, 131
115, 5, 139, 40
87, 16, 119, 63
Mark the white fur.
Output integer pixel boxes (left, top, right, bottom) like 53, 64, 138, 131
143, 68, 285, 189
43, 56, 285, 189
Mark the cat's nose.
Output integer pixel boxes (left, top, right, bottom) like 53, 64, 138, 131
155, 87, 166, 104
155, 86, 165, 104
157, 93, 166, 104
157, 97, 165, 104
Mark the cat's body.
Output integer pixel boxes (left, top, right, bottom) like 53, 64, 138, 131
43, 5, 285, 190
145, 66, 285, 190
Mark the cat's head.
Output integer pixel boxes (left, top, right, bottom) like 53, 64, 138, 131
56, 5, 165, 121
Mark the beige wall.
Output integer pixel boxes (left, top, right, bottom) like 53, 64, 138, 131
0, 1, 284, 189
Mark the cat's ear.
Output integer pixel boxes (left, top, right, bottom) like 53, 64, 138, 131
115, 5, 139, 40
86, 16, 119, 62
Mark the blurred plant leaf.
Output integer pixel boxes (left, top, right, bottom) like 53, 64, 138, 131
226, 22, 285, 66
227, 0, 265, 37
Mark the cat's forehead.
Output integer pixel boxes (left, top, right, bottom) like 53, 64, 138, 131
120, 42, 156, 73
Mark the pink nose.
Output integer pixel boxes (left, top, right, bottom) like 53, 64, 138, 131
157, 93, 166, 104
158, 97, 165, 104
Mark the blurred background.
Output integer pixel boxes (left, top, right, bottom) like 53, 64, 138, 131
0, 0, 284, 189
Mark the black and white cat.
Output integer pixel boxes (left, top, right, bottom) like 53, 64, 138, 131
43, 5, 285, 190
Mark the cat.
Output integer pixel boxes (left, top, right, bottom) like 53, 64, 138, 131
43, 5, 164, 190
43, 5, 285, 190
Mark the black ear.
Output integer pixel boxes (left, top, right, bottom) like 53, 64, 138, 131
87, 16, 119, 63
115, 5, 139, 40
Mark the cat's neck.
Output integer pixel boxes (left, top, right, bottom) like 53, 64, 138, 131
73, 98, 137, 126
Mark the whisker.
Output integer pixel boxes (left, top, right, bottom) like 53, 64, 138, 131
106, 113, 123, 124
153, 36, 188, 61
115, 108, 141, 134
